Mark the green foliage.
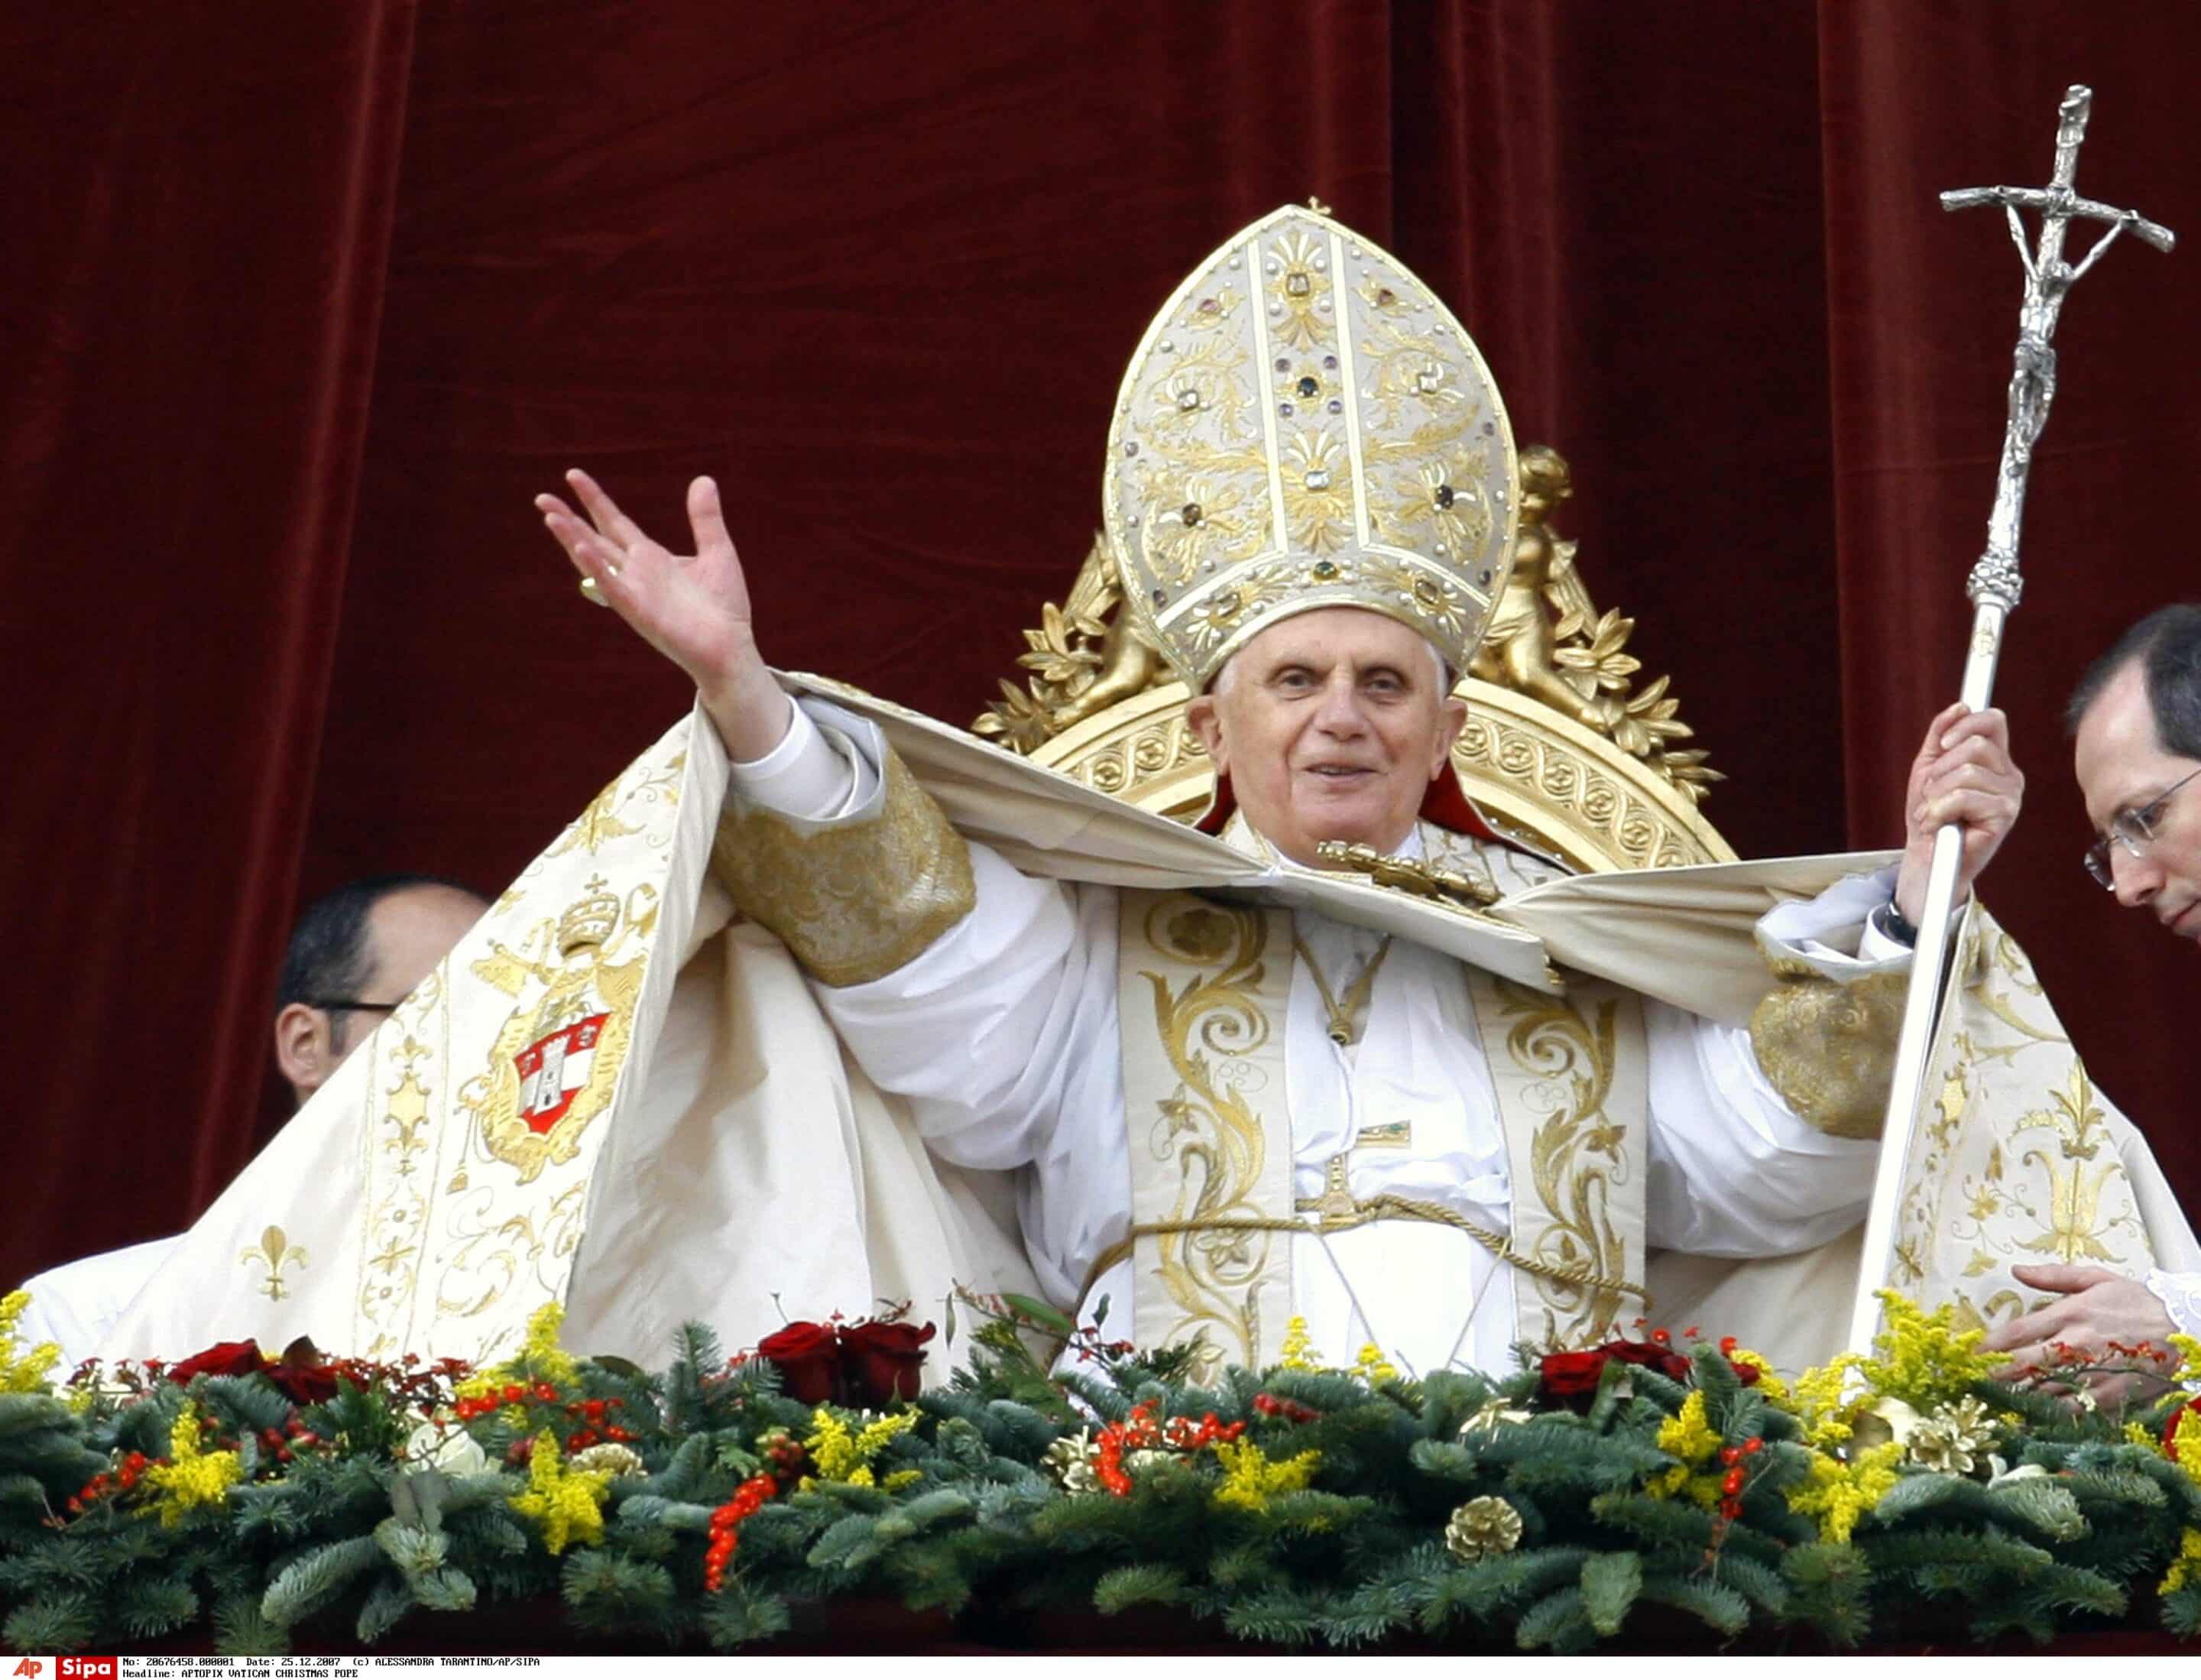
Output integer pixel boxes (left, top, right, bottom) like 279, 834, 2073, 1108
700, 1578, 792, 1649
1091, 1562, 1191, 1614
1577, 1552, 1641, 1636
115, 1574, 198, 1639
261, 1535, 382, 1629
0, 1321, 2195, 1656
212, 1591, 290, 1656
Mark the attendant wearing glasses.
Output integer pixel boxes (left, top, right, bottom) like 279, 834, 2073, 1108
1972, 605, 2201, 1390
271, 875, 488, 1107
2072, 605, 2201, 928
13, 874, 485, 1366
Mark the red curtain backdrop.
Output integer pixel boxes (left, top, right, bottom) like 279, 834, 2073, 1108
4, 1, 2196, 1289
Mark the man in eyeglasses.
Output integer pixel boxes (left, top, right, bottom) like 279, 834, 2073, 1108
269, 874, 489, 1107
11, 874, 486, 1366
1977, 605, 2201, 1388
2071, 605, 2201, 929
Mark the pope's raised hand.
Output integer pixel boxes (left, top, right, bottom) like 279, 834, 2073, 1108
1892, 703, 2024, 923
536, 470, 791, 760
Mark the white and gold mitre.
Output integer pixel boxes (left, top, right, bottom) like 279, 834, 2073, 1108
1104, 203, 1519, 692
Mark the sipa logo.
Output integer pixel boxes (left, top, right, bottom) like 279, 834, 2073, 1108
58, 1662, 116, 1679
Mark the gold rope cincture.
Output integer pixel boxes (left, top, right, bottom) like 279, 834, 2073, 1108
1077, 1192, 1649, 1318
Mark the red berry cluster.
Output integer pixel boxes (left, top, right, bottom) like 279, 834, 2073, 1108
756, 1429, 807, 1480
1250, 1393, 1321, 1424
453, 1380, 562, 1422
703, 1473, 779, 1592
69, 1451, 154, 1513
253, 1414, 325, 1466
560, 1396, 634, 1455
1091, 1400, 1246, 1497
1713, 1435, 1766, 1523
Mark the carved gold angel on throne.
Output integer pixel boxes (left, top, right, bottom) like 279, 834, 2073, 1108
94, 205, 2201, 1386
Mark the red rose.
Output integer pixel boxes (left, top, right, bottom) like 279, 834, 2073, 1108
757, 1322, 843, 1403
841, 1319, 935, 1407
1730, 1358, 1762, 1388
167, 1339, 269, 1383
1538, 1349, 1608, 1398
265, 1358, 342, 1406
1600, 1338, 1694, 1383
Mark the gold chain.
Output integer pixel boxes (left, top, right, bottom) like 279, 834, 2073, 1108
1292, 932, 1395, 1046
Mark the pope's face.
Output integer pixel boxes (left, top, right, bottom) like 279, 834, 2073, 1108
1188, 608, 1466, 869
2073, 660, 2201, 940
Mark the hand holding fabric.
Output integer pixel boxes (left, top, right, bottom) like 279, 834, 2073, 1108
536, 469, 790, 760
1893, 704, 2023, 923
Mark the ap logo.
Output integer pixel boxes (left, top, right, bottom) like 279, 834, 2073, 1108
11, 1661, 41, 1677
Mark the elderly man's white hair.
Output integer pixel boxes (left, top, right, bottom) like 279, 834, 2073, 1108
1211, 631, 1454, 700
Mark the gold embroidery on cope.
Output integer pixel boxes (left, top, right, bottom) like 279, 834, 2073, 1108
241, 1226, 307, 1302
710, 751, 975, 988
1477, 978, 1642, 1345
1132, 897, 1288, 1377
548, 753, 685, 858
1746, 959, 1907, 1140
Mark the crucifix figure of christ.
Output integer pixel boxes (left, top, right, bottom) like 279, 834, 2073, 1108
1848, 85, 2176, 1359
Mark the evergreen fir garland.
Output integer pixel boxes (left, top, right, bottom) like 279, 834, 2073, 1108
0, 1287, 2196, 1654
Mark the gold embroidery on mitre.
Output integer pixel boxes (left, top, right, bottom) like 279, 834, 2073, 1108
1747, 958, 1907, 1140
1119, 894, 1295, 1378
710, 750, 974, 988
1104, 203, 1520, 692
458, 878, 644, 1185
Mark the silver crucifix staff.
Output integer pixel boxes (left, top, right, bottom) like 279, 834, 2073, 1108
1844, 86, 2174, 1361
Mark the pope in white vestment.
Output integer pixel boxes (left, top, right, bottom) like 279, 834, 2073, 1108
707, 692, 1917, 1380
79, 204, 2201, 1385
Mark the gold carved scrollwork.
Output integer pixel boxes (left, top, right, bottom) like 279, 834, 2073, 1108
1486, 980, 1633, 1344
1137, 900, 1281, 1373
973, 537, 1167, 752
1467, 448, 1718, 800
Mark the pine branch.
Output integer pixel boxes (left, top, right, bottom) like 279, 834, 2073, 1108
1710, 1550, 1789, 1617
699, 1578, 793, 1650
212, 1591, 291, 1656
354, 1578, 414, 1645
1588, 1490, 1714, 1550
2162, 1578, 2201, 1639
1513, 1583, 1592, 1651
1091, 1562, 1191, 1614
1220, 1584, 1322, 1647
261, 1534, 383, 1629
1577, 1552, 1641, 1636
114, 1573, 200, 1640
1638, 1568, 1750, 1636
5, 1588, 99, 1652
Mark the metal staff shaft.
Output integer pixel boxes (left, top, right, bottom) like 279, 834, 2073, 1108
1843, 86, 2173, 1362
